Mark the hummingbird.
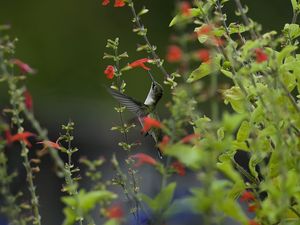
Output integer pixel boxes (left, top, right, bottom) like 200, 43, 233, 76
106, 72, 164, 158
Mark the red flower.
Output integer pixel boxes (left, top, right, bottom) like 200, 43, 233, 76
11, 59, 35, 74
5, 130, 35, 147
130, 153, 157, 167
129, 58, 151, 71
197, 49, 210, 63
106, 204, 124, 219
249, 220, 260, 225
114, 0, 125, 7
37, 140, 61, 150
104, 65, 115, 79
158, 135, 170, 150
240, 191, 256, 202
248, 203, 258, 212
255, 48, 268, 63
180, 1, 191, 16
197, 24, 213, 36
211, 37, 224, 47
24, 90, 33, 111
102, 0, 110, 6
180, 133, 201, 144
166, 45, 182, 63
171, 161, 186, 176
141, 116, 162, 133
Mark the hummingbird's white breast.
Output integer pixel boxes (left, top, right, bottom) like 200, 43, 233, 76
144, 88, 155, 105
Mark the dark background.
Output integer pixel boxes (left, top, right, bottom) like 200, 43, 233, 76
0, 0, 293, 224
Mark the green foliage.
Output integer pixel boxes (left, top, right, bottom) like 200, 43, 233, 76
1, 0, 300, 225
62, 190, 117, 225
141, 182, 176, 216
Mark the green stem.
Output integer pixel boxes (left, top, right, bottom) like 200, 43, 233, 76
127, 0, 170, 79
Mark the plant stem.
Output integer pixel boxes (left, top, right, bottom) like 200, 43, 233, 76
7, 76, 41, 225
128, 0, 170, 79
233, 0, 257, 39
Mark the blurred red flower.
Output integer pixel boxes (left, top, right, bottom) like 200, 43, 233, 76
102, 0, 110, 6
255, 48, 268, 63
37, 140, 61, 150
197, 24, 213, 36
106, 204, 124, 219
114, 0, 125, 7
11, 59, 35, 74
166, 45, 182, 63
24, 90, 33, 111
241, 191, 256, 202
158, 135, 170, 150
180, 1, 191, 16
249, 220, 260, 225
129, 58, 151, 70
104, 65, 115, 79
180, 133, 201, 144
171, 161, 186, 176
5, 130, 35, 147
142, 116, 162, 133
131, 153, 157, 167
197, 49, 210, 63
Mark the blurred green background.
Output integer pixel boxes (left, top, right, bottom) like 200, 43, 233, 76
0, 0, 294, 224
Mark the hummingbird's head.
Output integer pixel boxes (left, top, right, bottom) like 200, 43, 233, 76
151, 81, 163, 103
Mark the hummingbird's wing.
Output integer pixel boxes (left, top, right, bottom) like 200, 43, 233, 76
106, 87, 149, 117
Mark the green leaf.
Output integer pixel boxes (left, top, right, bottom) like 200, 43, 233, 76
138, 7, 149, 17
236, 121, 250, 142
277, 45, 298, 65
291, 0, 299, 11
187, 55, 221, 82
283, 23, 300, 40
221, 112, 246, 133
220, 69, 233, 79
223, 87, 246, 113
62, 190, 117, 225
164, 144, 202, 169
228, 23, 249, 34
104, 219, 120, 225
141, 183, 176, 215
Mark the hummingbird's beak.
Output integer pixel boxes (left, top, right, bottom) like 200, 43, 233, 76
148, 71, 155, 82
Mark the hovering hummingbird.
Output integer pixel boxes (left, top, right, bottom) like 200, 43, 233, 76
107, 72, 164, 158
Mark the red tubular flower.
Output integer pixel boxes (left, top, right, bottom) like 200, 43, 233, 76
114, 0, 125, 7
130, 153, 157, 167
247, 203, 258, 212
240, 191, 256, 202
5, 130, 35, 147
248, 220, 260, 225
24, 90, 33, 111
102, 0, 110, 6
211, 36, 224, 47
11, 59, 35, 74
166, 45, 182, 63
171, 161, 186, 176
197, 24, 213, 36
180, 133, 201, 144
180, 1, 191, 16
37, 140, 61, 150
197, 49, 210, 63
255, 48, 268, 63
106, 204, 124, 219
129, 58, 151, 71
142, 116, 162, 133
104, 65, 115, 79
158, 135, 170, 150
